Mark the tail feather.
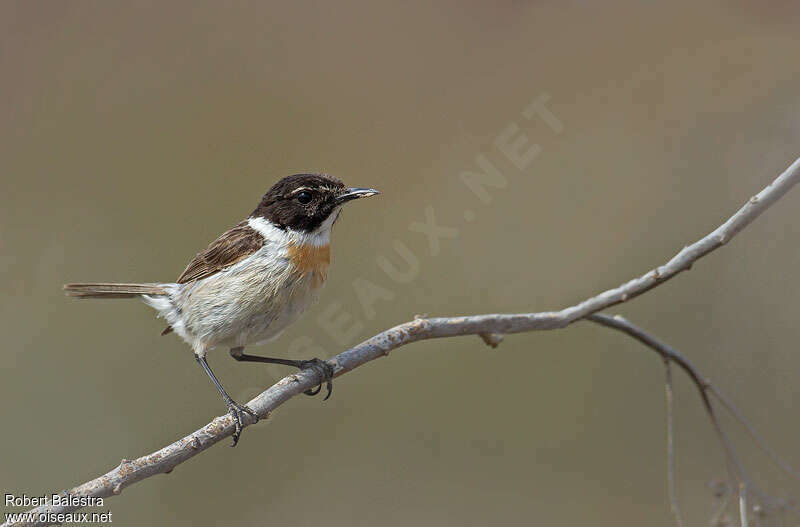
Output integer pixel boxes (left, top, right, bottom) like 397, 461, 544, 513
63, 282, 168, 298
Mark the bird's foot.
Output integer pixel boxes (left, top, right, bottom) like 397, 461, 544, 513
225, 399, 259, 447
299, 358, 335, 401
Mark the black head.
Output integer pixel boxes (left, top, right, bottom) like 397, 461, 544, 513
251, 174, 379, 232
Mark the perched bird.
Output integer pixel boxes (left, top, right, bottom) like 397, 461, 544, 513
64, 174, 379, 445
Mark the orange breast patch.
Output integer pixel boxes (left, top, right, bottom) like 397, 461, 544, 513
287, 242, 331, 277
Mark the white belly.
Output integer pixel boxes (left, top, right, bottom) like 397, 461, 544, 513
145, 246, 327, 352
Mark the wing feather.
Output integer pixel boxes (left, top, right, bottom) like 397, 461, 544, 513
176, 221, 265, 284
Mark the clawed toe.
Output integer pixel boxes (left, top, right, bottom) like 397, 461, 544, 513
226, 400, 258, 447
305, 383, 322, 396
300, 358, 334, 401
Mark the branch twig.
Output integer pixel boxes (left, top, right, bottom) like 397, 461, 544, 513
708, 385, 800, 483
5, 157, 799, 527
586, 313, 745, 484
740, 483, 750, 527
663, 360, 683, 527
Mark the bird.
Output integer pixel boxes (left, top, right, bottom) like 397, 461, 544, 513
64, 174, 379, 445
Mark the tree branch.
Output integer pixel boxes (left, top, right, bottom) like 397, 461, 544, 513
5, 157, 799, 527
662, 361, 683, 527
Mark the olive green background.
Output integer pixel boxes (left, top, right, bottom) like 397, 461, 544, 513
2, 2, 799, 526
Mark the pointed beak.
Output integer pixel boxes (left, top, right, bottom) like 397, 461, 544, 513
336, 187, 380, 204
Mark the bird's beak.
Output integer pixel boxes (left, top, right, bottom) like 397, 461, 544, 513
336, 187, 380, 204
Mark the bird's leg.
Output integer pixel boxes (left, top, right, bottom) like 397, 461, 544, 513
229, 347, 335, 401
194, 351, 258, 447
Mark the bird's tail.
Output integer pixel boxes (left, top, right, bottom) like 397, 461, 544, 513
63, 282, 169, 299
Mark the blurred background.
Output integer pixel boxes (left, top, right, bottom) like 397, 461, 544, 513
2, 1, 799, 525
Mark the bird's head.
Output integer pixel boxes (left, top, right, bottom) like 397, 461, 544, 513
251, 174, 379, 235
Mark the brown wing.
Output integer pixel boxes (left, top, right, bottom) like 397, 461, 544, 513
176, 221, 265, 284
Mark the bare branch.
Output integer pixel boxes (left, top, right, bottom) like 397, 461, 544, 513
708, 385, 800, 483
663, 360, 683, 527
586, 313, 745, 485
4, 157, 799, 527
740, 484, 750, 527
710, 483, 733, 527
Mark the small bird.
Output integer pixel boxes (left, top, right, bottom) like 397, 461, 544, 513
64, 174, 379, 445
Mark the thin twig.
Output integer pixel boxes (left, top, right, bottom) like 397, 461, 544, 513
4, 157, 799, 527
708, 385, 800, 483
585, 317, 800, 522
664, 360, 684, 527
586, 313, 745, 485
710, 490, 733, 527
740, 484, 750, 527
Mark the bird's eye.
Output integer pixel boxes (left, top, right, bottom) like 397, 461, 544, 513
296, 191, 312, 204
